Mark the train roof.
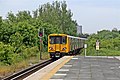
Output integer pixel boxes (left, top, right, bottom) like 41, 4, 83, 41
48, 34, 67, 36
67, 35, 87, 40
48, 34, 87, 40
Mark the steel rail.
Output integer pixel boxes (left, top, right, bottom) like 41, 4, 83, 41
2, 59, 54, 80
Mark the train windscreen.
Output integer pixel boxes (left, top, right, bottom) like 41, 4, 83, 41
50, 36, 67, 44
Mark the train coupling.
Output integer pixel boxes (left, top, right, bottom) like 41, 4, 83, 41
55, 52, 60, 57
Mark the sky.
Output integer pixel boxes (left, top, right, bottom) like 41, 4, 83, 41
0, 0, 120, 34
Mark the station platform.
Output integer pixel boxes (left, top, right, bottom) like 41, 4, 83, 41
50, 56, 120, 80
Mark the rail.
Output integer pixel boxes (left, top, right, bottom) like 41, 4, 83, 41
2, 59, 54, 80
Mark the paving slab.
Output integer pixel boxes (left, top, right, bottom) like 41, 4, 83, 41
50, 56, 120, 80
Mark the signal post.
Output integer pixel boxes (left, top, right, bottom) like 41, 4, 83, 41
38, 28, 44, 60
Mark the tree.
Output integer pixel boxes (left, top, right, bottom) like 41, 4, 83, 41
112, 28, 118, 32
0, 1, 78, 65
7, 12, 17, 23
0, 16, 2, 26
34, 1, 77, 35
16, 11, 32, 22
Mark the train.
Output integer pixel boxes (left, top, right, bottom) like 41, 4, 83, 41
48, 34, 87, 58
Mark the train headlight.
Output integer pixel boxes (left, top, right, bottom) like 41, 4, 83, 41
62, 47, 67, 50
49, 47, 53, 50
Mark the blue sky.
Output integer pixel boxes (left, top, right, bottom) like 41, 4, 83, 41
0, 0, 120, 34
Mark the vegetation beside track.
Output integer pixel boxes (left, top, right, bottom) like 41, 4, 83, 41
0, 52, 49, 78
81, 29, 120, 56
0, 1, 76, 77
0, 1, 77, 66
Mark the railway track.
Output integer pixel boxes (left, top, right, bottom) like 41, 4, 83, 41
2, 59, 54, 80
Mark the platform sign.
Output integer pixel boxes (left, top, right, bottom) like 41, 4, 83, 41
84, 44, 87, 49
84, 44, 87, 57
96, 40, 99, 50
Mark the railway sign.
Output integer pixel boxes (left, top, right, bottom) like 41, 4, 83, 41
84, 44, 87, 57
84, 44, 87, 48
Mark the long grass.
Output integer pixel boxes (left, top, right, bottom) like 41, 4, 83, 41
81, 48, 120, 56
0, 52, 50, 78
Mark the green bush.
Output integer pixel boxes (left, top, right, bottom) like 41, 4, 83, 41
22, 46, 39, 59
0, 1, 77, 66
0, 42, 16, 65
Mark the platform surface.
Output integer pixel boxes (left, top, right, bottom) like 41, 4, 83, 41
23, 56, 73, 80
50, 56, 120, 80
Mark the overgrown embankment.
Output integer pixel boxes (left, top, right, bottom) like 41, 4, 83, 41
0, 1, 77, 78
81, 30, 120, 56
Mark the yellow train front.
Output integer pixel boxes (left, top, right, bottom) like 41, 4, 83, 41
48, 34, 86, 58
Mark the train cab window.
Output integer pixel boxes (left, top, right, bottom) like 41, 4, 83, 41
49, 36, 66, 44
56, 37, 61, 44
62, 36, 67, 44
49, 36, 62, 44
50, 36, 55, 44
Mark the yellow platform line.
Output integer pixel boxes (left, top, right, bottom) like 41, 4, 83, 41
40, 56, 73, 80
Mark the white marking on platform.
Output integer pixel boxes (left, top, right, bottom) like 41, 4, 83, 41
85, 56, 108, 58
108, 57, 114, 58
106, 77, 119, 79
119, 66, 120, 68
85, 56, 118, 59
49, 79, 63, 80
63, 65, 72, 67
110, 67, 115, 69
72, 58, 78, 59
58, 69, 69, 71
54, 74, 67, 76
115, 57, 120, 60
91, 65, 100, 67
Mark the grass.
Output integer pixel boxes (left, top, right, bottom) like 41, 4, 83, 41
41, 52, 50, 60
98, 48, 120, 56
81, 48, 120, 56
0, 52, 50, 78
0, 60, 29, 77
